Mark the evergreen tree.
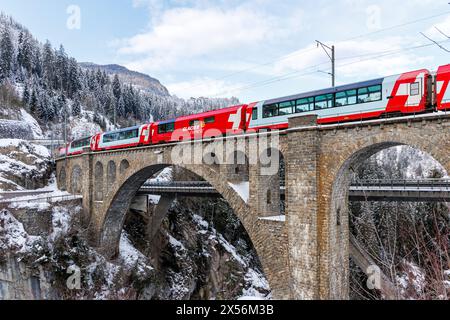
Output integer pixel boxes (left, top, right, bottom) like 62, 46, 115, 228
17, 31, 33, 74
29, 89, 38, 114
42, 40, 55, 89
0, 26, 14, 80
112, 74, 121, 100
72, 95, 81, 117
22, 82, 30, 105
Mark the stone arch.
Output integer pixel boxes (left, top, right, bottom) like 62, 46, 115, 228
99, 163, 253, 258
107, 161, 117, 193
70, 165, 82, 195
59, 167, 67, 191
94, 162, 104, 201
328, 139, 449, 299
119, 160, 129, 174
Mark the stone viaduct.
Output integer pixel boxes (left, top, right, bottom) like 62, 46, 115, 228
55, 113, 450, 300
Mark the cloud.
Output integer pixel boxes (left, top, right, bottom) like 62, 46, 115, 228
119, 7, 271, 56
116, 3, 303, 72
166, 77, 242, 98
274, 36, 434, 82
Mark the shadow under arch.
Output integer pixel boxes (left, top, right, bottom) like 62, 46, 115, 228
328, 141, 449, 299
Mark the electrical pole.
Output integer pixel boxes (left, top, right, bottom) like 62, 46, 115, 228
316, 40, 335, 87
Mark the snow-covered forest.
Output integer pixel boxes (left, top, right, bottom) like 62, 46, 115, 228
0, 13, 239, 140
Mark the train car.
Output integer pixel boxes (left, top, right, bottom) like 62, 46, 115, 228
58, 145, 67, 157
67, 136, 92, 156
246, 68, 432, 130
90, 124, 152, 152
151, 105, 248, 144
435, 64, 450, 111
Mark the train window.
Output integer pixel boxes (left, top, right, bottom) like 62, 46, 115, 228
279, 101, 294, 115
189, 120, 201, 127
158, 123, 175, 134
166, 122, 175, 132
358, 85, 382, 103
410, 82, 420, 96
121, 129, 138, 140
315, 94, 334, 110
296, 97, 314, 113
335, 90, 357, 107
263, 104, 279, 118
252, 108, 258, 120
205, 116, 215, 124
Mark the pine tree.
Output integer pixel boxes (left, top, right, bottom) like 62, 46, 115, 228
17, 31, 33, 74
112, 74, 121, 100
0, 26, 14, 80
42, 40, 55, 89
22, 82, 30, 105
72, 96, 81, 117
29, 89, 38, 114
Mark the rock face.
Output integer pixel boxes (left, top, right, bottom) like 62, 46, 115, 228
0, 139, 53, 191
124, 196, 271, 300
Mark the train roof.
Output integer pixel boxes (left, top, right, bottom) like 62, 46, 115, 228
263, 78, 384, 105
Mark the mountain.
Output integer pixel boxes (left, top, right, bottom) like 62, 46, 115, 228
79, 63, 170, 97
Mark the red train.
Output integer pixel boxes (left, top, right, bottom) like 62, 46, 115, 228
59, 64, 450, 156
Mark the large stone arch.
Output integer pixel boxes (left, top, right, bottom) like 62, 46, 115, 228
325, 131, 450, 299
99, 163, 253, 259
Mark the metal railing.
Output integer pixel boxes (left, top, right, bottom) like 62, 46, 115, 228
351, 178, 450, 191
0, 194, 82, 205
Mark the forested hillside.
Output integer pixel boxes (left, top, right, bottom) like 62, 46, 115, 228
0, 13, 239, 139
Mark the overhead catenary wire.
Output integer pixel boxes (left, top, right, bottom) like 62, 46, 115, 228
209, 38, 450, 97
181, 10, 450, 96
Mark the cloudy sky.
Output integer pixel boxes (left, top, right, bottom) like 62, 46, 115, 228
1, 0, 450, 102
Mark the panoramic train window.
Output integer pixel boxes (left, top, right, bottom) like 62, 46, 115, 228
121, 129, 139, 140
296, 97, 314, 113
358, 85, 382, 103
204, 116, 215, 124
72, 137, 90, 149
314, 94, 334, 110
263, 104, 279, 118
335, 89, 357, 107
261, 83, 383, 119
279, 101, 295, 115
410, 82, 420, 96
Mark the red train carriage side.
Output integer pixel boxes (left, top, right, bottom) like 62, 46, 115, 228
151, 104, 248, 144
435, 64, 450, 111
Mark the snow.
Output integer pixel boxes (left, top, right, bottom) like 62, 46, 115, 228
168, 234, 187, 251
119, 232, 152, 271
148, 167, 173, 183
259, 215, 286, 222
228, 181, 249, 203
50, 206, 74, 243
193, 214, 209, 229
237, 268, 271, 300
0, 209, 40, 253
20, 109, 43, 139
